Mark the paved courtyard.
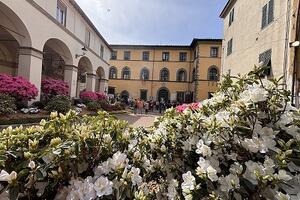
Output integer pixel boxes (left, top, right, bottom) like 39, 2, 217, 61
115, 112, 162, 128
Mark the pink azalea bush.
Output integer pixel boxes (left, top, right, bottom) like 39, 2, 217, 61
41, 79, 69, 97
176, 102, 201, 112
80, 91, 107, 102
0, 74, 38, 101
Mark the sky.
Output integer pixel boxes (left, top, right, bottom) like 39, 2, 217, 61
76, 0, 228, 45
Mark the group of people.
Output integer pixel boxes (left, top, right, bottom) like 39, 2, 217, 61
131, 99, 182, 114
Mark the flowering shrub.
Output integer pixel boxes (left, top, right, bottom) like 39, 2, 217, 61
0, 74, 38, 101
176, 102, 201, 112
45, 95, 71, 114
0, 68, 300, 199
41, 78, 69, 98
80, 91, 107, 103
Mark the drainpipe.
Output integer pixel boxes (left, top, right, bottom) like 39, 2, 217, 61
283, 0, 292, 89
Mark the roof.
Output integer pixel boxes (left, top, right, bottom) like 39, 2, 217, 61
111, 39, 222, 49
70, 0, 112, 51
220, 0, 236, 18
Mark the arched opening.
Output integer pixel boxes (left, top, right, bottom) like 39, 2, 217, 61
177, 69, 187, 82
77, 56, 92, 96
95, 66, 105, 92
0, 2, 31, 76
109, 66, 117, 79
120, 90, 129, 102
42, 38, 73, 80
157, 87, 170, 102
122, 67, 131, 79
208, 66, 219, 81
160, 68, 169, 81
140, 67, 149, 80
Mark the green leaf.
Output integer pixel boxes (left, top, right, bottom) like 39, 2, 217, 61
9, 185, 19, 200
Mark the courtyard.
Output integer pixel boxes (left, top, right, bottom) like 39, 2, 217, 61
115, 112, 162, 128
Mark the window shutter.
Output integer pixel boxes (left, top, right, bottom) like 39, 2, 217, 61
268, 0, 274, 24
262, 4, 267, 29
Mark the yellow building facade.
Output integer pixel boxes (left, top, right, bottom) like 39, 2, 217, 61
108, 39, 222, 103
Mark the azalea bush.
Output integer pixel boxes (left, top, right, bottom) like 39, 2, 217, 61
45, 95, 71, 114
0, 67, 300, 200
41, 79, 69, 98
0, 94, 16, 115
0, 74, 38, 102
80, 91, 107, 103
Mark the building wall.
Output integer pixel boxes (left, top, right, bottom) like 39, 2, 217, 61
0, 0, 111, 100
221, 0, 290, 81
109, 41, 222, 102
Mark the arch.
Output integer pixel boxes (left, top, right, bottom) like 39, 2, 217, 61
207, 66, 219, 81
122, 66, 131, 79
160, 67, 169, 81
157, 87, 170, 102
0, 2, 31, 47
140, 67, 150, 80
77, 56, 93, 95
120, 90, 129, 101
42, 38, 73, 80
109, 66, 117, 79
176, 68, 187, 82
0, 2, 31, 76
96, 66, 105, 80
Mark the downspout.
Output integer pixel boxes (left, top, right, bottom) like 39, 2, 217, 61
151, 48, 155, 100
283, 0, 292, 89
291, 0, 300, 106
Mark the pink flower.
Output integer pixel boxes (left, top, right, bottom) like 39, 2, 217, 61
80, 91, 107, 101
41, 79, 69, 97
176, 102, 201, 113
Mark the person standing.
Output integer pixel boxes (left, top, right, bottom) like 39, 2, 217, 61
133, 99, 137, 114
145, 101, 149, 114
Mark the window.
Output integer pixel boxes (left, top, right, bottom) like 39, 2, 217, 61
124, 51, 131, 60
160, 68, 169, 81
227, 38, 233, 56
208, 67, 219, 81
140, 68, 150, 80
259, 49, 272, 76
140, 90, 148, 101
142, 51, 150, 61
162, 52, 170, 61
229, 8, 234, 26
177, 69, 187, 82
177, 92, 185, 103
56, 1, 67, 26
122, 67, 131, 79
85, 29, 90, 47
100, 45, 104, 59
210, 47, 219, 57
111, 51, 117, 60
179, 52, 187, 62
262, 0, 274, 29
109, 67, 117, 79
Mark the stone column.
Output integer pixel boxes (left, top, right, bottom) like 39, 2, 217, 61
18, 47, 43, 101
98, 79, 108, 93
86, 73, 96, 92
64, 65, 78, 98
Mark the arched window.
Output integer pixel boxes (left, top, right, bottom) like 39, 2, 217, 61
109, 67, 117, 79
208, 66, 219, 81
122, 67, 131, 79
176, 69, 187, 82
160, 68, 169, 81
140, 68, 150, 80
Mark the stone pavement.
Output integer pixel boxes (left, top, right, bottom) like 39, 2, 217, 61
115, 112, 162, 128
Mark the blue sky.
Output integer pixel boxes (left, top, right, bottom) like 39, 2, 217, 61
76, 0, 228, 45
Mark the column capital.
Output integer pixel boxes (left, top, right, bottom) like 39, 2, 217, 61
19, 46, 43, 59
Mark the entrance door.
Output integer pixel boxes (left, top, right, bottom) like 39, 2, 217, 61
140, 90, 147, 101
158, 88, 169, 102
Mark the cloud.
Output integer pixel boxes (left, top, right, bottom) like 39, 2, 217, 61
76, 0, 227, 45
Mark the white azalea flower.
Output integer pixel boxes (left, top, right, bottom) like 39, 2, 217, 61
181, 171, 196, 191
196, 139, 212, 157
130, 167, 142, 186
275, 192, 290, 200
219, 174, 240, 192
0, 170, 17, 184
276, 170, 292, 182
94, 161, 111, 176
94, 176, 113, 197
28, 161, 36, 170
108, 151, 128, 171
